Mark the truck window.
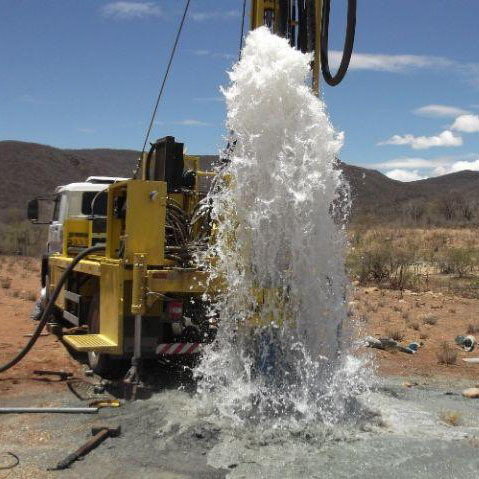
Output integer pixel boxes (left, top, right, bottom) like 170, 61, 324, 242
82, 192, 107, 216
52, 195, 61, 222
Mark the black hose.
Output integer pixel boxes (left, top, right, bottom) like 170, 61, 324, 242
0, 244, 105, 373
320, 0, 357, 86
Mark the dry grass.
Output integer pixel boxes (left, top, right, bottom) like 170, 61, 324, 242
436, 341, 458, 365
408, 321, 420, 331
21, 291, 37, 302
0, 277, 11, 289
439, 410, 462, 426
420, 332, 428, 340
386, 328, 405, 342
422, 313, 439, 325
466, 323, 479, 334
402, 311, 410, 321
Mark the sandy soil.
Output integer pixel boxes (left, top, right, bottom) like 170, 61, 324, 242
1, 256, 479, 478
351, 286, 479, 380
0, 256, 83, 399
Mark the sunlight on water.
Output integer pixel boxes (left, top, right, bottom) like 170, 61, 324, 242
195, 27, 371, 426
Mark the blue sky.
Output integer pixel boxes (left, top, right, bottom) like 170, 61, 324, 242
1, 0, 478, 181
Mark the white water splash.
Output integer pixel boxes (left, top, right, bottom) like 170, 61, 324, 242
196, 27, 369, 425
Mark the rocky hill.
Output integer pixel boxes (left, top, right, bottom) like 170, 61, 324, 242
1, 140, 478, 225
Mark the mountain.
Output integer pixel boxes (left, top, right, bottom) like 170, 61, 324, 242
1, 140, 479, 225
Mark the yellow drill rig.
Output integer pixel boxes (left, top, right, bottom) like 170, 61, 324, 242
2, 0, 355, 392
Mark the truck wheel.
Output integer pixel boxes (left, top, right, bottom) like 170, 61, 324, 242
87, 351, 113, 377
30, 299, 43, 322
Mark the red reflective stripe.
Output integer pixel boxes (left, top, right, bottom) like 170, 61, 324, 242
187, 343, 200, 354
172, 343, 185, 354
156, 343, 203, 355
157, 344, 169, 354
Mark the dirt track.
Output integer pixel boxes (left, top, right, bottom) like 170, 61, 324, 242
2, 257, 479, 478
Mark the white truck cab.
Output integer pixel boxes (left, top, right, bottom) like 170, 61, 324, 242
46, 177, 128, 253
27, 176, 128, 319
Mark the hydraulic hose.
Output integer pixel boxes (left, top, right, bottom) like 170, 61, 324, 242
320, 0, 357, 86
0, 244, 105, 373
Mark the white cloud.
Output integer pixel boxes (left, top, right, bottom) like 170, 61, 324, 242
191, 10, 239, 22
18, 94, 47, 105
329, 52, 453, 73
363, 154, 479, 179
450, 159, 479, 172
174, 119, 211, 127
378, 130, 463, 150
328, 52, 479, 86
385, 169, 426, 182
413, 104, 470, 118
102, 2, 162, 19
193, 49, 235, 60
451, 114, 479, 133
77, 127, 96, 134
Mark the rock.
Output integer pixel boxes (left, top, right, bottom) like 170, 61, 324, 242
402, 381, 417, 388
363, 336, 383, 349
462, 388, 479, 399
408, 342, 420, 352
456, 335, 475, 352
462, 358, 479, 364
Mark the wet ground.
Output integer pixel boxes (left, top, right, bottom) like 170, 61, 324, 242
2, 372, 479, 479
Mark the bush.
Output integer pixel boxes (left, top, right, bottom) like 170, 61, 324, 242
467, 323, 479, 334
386, 328, 405, 342
437, 342, 457, 365
0, 277, 11, 289
422, 313, 438, 325
439, 410, 462, 426
437, 248, 475, 277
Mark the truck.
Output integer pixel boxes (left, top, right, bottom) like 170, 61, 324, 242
28, 137, 216, 386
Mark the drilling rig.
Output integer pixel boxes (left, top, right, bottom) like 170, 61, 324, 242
6, 0, 356, 392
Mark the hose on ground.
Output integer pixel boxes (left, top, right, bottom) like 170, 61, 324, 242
0, 244, 105, 373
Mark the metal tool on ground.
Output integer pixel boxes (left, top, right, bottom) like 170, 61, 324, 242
0, 407, 98, 414
67, 378, 113, 401
50, 425, 121, 471
33, 369, 73, 381
88, 399, 121, 408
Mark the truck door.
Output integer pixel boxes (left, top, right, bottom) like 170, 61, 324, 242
47, 193, 67, 253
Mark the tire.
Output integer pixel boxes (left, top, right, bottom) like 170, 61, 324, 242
30, 299, 43, 322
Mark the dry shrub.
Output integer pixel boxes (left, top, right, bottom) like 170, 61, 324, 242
420, 332, 428, 340
467, 323, 479, 334
437, 342, 457, 365
408, 321, 420, 331
422, 313, 438, 325
402, 311, 410, 321
386, 328, 405, 342
21, 291, 37, 302
11, 290, 20, 298
0, 277, 11, 289
439, 410, 462, 426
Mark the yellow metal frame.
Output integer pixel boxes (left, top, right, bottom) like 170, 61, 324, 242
50, 173, 215, 356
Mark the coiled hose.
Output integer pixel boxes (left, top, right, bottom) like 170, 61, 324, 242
0, 244, 105, 373
320, 0, 357, 86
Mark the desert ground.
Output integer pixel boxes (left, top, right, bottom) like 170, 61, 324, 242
1, 252, 479, 478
